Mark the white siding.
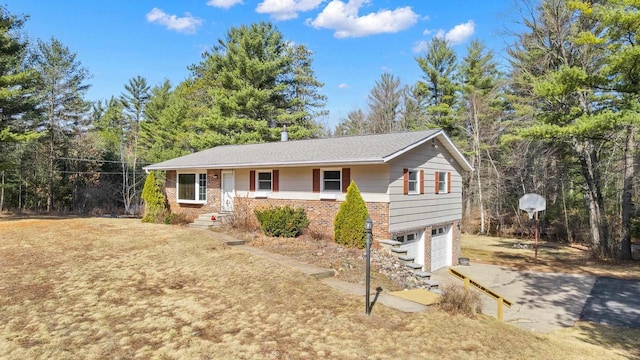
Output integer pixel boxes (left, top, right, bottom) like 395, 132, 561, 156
388, 139, 464, 233
235, 165, 390, 203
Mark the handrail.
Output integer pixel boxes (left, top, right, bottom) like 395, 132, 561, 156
449, 268, 513, 321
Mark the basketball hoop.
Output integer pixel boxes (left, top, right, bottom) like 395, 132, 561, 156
518, 193, 546, 263
525, 208, 536, 220
519, 193, 546, 218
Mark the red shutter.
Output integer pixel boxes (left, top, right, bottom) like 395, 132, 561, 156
272, 170, 279, 192
249, 170, 255, 192
312, 169, 320, 192
447, 172, 451, 193
341, 168, 350, 193
435, 171, 440, 194
420, 170, 425, 194
403, 168, 409, 195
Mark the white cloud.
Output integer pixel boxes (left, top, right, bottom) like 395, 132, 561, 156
146, 8, 203, 34
308, 0, 419, 38
338, 83, 350, 89
207, 0, 244, 9
412, 40, 428, 53
413, 20, 475, 52
256, 0, 325, 21
443, 20, 474, 45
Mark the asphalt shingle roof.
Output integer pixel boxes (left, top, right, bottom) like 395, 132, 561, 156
144, 129, 472, 171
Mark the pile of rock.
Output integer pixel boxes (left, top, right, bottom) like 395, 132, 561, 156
365, 249, 433, 290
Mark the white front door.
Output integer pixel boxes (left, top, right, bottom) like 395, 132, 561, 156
431, 226, 451, 271
221, 171, 234, 212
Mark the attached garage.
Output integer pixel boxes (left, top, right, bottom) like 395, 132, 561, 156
396, 231, 424, 266
430, 226, 451, 271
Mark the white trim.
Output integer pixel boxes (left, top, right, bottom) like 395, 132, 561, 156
176, 171, 207, 204
256, 169, 273, 191
321, 168, 342, 193
407, 169, 419, 194
235, 190, 388, 203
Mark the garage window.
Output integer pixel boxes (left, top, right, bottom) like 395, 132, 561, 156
396, 232, 419, 243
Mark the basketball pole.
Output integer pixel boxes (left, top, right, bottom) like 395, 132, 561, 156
534, 210, 538, 263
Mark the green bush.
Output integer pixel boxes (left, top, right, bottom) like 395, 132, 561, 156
334, 181, 369, 248
141, 171, 167, 223
254, 205, 309, 237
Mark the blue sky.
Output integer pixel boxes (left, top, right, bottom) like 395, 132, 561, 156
5, 0, 517, 129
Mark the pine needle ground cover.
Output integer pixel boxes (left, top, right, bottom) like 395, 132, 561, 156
0, 217, 635, 359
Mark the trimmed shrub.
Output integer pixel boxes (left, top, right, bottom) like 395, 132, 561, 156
254, 205, 309, 237
438, 283, 483, 317
141, 172, 167, 223
334, 181, 369, 248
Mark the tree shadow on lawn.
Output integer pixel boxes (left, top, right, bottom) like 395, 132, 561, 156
569, 322, 640, 359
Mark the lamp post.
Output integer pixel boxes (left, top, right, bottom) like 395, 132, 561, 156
364, 216, 373, 316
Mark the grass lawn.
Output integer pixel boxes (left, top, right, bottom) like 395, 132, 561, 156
461, 234, 640, 279
0, 217, 637, 359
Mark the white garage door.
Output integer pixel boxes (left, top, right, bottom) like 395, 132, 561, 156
431, 226, 451, 271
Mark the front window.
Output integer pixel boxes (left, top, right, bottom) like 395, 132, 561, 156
323, 170, 341, 192
178, 172, 207, 202
257, 171, 272, 191
408, 170, 418, 194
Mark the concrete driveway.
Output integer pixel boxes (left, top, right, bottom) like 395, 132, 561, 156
431, 264, 597, 333
580, 277, 640, 328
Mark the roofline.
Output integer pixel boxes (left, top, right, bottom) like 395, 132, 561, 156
381, 130, 474, 172
143, 158, 386, 171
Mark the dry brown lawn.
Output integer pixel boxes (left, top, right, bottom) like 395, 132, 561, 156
0, 217, 637, 359
461, 234, 640, 279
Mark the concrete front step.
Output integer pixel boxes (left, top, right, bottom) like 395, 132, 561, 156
189, 213, 231, 229
414, 271, 431, 278
405, 262, 422, 270
391, 247, 408, 255
423, 279, 439, 290
397, 255, 415, 263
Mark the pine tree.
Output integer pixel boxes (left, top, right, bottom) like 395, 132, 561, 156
30, 37, 91, 211
334, 181, 369, 248
415, 37, 461, 138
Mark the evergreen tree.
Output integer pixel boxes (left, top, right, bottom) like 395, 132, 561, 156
185, 22, 324, 149
30, 37, 91, 211
508, 0, 613, 258
460, 39, 503, 234
334, 181, 369, 248
367, 73, 402, 134
141, 171, 166, 223
415, 38, 461, 137
334, 109, 368, 136
0, 6, 39, 210
119, 76, 150, 214
139, 80, 190, 163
